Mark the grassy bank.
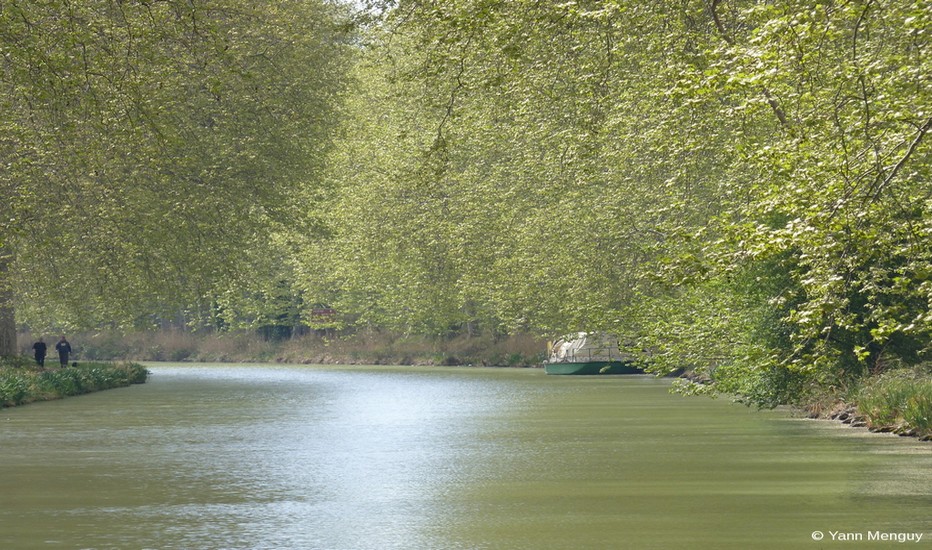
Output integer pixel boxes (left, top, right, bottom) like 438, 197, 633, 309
804, 366, 932, 441
0, 357, 149, 408
854, 368, 932, 438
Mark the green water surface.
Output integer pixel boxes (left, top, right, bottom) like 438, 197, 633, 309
0, 364, 928, 549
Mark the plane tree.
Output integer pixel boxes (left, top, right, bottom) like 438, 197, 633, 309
0, 0, 352, 355
311, 0, 930, 404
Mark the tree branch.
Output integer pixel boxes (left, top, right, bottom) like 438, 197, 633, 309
709, 0, 734, 45
761, 87, 789, 127
869, 117, 932, 203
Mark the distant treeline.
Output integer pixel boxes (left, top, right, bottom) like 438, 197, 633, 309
17, 329, 546, 369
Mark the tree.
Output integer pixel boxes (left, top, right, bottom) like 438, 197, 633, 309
684, 0, 932, 401
311, 0, 929, 404
309, 1, 742, 336
0, 0, 352, 355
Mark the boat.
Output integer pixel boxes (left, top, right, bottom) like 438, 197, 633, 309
544, 332, 642, 375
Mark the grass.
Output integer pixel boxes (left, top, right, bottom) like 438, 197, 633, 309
0, 357, 149, 408
855, 367, 932, 437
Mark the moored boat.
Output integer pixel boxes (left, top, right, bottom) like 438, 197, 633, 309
543, 332, 642, 375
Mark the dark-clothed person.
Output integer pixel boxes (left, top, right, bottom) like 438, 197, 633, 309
32, 338, 47, 367
55, 336, 72, 368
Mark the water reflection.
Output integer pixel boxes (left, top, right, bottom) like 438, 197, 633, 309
0, 364, 929, 549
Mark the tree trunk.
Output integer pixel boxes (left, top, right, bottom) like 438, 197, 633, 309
0, 243, 15, 357
0, 300, 14, 358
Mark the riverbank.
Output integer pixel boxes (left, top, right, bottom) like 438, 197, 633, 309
18, 329, 547, 368
13, 330, 931, 442
0, 357, 149, 408
802, 367, 932, 441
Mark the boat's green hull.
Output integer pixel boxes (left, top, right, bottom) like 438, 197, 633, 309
544, 361, 642, 375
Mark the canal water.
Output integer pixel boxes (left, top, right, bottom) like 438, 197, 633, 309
0, 364, 929, 549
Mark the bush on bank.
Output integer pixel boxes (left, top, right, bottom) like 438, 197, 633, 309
0, 357, 149, 408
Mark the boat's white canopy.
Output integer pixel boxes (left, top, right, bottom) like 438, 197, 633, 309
547, 332, 628, 363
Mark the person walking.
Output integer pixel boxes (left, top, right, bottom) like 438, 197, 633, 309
55, 336, 72, 368
32, 337, 47, 367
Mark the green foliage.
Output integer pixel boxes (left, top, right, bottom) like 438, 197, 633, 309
303, 0, 930, 407
0, 0, 353, 340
